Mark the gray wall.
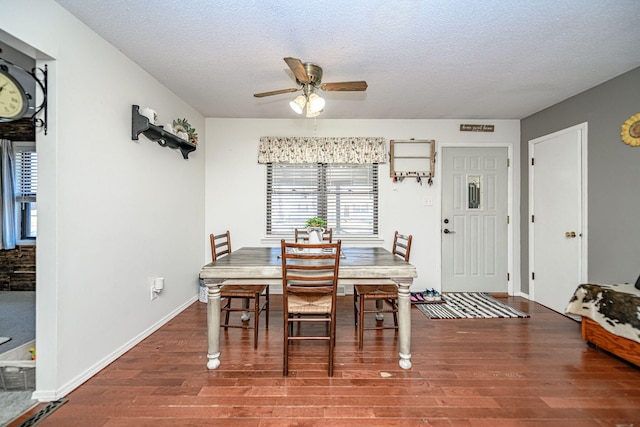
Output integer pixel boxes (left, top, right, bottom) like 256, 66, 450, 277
520, 66, 640, 292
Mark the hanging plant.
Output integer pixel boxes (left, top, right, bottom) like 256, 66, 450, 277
173, 118, 198, 145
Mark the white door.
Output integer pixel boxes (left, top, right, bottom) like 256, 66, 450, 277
441, 147, 508, 292
529, 123, 587, 315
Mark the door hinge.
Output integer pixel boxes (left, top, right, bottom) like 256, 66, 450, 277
507, 272, 510, 281
507, 158, 511, 167
531, 215, 535, 222
532, 272, 535, 280
507, 215, 510, 224
531, 158, 535, 166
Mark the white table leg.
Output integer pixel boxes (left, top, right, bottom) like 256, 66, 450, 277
397, 282, 412, 369
375, 300, 384, 320
206, 281, 222, 369
241, 298, 250, 321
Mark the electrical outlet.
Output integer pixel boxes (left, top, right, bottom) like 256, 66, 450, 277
423, 197, 433, 206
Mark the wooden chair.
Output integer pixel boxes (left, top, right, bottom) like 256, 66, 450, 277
281, 239, 341, 376
210, 231, 269, 349
353, 231, 412, 350
294, 228, 333, 243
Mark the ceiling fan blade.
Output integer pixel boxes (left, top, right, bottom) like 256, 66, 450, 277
284, 57, 310, 84
253, 88, 299, 98
320, 81, 368, 92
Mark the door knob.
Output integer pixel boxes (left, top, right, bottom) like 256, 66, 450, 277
565, 231, 577, 238
443, 229, 455, 234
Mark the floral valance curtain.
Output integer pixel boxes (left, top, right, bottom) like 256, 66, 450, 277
257, 136, 387, 164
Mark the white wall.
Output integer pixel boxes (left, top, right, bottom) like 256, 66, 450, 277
205, 118, 520, 293
1, 0, 205, 399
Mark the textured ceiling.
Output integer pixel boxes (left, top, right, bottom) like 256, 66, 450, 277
54, 0, 640, 120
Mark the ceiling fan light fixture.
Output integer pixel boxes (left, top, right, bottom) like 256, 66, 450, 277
255, 57, 368, 118
289, 95, 306, 114
307, 93, 325, 113
305, 108, 321, 118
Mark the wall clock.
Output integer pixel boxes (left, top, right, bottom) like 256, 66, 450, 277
621, 113, 640, 147
0, 67, 29, 122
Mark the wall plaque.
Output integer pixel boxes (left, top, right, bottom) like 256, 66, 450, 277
460, 124, 494, 132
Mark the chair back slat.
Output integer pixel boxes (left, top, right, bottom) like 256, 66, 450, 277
392, 231, 413, 262
281, 240, 341, 301
210, 231, 231, 262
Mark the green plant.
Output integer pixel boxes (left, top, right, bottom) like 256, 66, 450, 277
173, 118, 199, 145
305, 217, 327, 228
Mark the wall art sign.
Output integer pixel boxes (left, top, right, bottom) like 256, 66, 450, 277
460, 124, 494, 132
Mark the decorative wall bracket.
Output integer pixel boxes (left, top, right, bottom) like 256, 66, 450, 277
131, 105, 196, 159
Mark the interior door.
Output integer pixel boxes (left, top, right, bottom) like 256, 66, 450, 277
441, 147, 508, 292
530, 124, 587, 315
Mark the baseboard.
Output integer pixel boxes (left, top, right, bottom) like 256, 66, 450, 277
32, 295, 197, 402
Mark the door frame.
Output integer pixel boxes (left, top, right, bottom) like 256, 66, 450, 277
437, 143, 514, 296
528, 122, 588, 302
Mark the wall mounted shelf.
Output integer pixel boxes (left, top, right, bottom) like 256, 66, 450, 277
131, 105, 196, 159
389, 139, 436, 185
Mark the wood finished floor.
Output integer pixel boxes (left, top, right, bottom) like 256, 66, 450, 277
11, 295, 640, 426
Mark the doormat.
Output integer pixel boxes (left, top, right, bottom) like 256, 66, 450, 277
415, 292, 529, 319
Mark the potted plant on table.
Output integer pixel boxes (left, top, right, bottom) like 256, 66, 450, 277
305, 217, 327, 244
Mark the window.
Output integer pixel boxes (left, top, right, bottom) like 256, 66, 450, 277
266, 163, 378, 236
14, 143, 37, 241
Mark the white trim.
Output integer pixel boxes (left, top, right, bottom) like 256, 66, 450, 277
528, 122, 588, 302
31, 296, 198, 402
437, 142, 515, 295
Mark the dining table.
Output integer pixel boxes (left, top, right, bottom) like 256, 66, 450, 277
199, 246, 418, 370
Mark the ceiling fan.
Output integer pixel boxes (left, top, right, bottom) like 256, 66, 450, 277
253, 57, 367, 117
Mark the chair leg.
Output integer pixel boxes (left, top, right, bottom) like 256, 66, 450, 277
329, 318, 335, 377
265, 286, 270, 329
359, 295, 365, 351
253, 292, 260, 349
283, 314, 289, 376
353, 290, 359, 329
222, 298, 231, 329
390, 299, 398, 328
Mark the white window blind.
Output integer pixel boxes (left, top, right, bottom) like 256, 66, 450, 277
15, 149, 37, 203
266, 163, 378, 236
14, 144, 37, 240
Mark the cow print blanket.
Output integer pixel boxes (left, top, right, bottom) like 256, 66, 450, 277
565, 282, 640, 344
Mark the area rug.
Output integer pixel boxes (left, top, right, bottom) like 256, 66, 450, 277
0, 391, 38, 426
415, 292, 529, 319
